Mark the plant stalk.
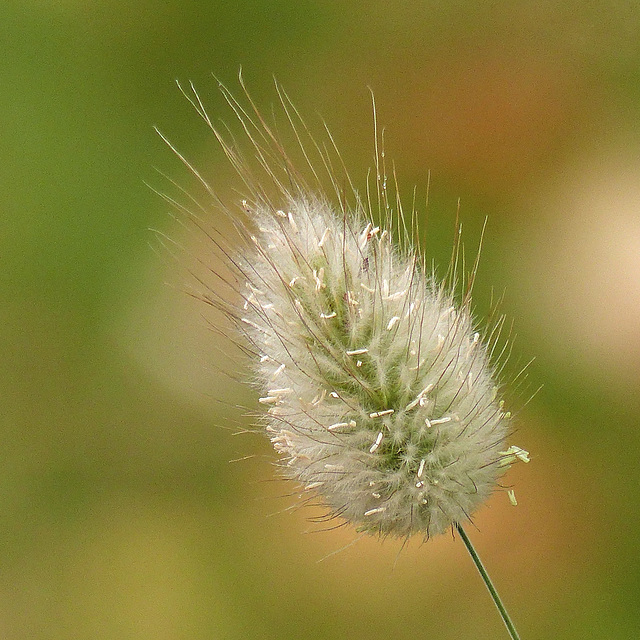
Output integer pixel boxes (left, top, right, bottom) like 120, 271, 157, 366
455, 523, 521, 640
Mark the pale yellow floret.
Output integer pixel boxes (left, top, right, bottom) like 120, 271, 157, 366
498, 445, 531, 467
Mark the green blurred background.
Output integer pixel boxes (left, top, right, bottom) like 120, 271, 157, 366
3, 1, 639, 638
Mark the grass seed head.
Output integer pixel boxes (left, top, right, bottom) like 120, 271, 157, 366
167, 76, 529, 539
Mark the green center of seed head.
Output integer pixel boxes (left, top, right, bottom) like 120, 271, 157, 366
304, 252, 438, 476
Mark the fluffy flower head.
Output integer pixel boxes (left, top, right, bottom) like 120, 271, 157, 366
243, 195, 511, 537
168, 79, 527, 539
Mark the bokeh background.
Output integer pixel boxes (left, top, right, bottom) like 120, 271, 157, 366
3, 2, 639, 638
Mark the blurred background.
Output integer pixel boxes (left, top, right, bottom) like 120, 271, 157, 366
2, 1, 639, 638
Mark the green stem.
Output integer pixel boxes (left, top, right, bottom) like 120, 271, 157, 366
455, 522, 521, 640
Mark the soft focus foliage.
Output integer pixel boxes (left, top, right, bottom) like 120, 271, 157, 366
2, 2, 639, 638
